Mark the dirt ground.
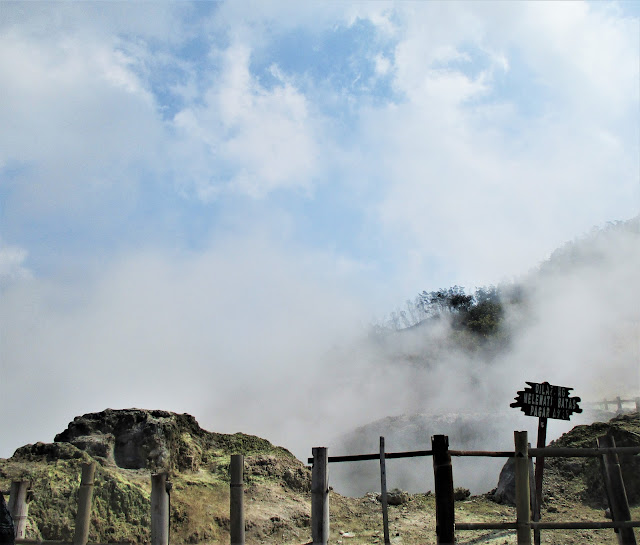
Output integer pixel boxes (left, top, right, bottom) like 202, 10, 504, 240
326, 491, 640, 545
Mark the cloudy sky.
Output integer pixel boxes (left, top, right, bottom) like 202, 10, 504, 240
1, 1, 639, 460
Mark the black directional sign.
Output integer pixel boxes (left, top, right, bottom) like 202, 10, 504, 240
511, 381, 582, 421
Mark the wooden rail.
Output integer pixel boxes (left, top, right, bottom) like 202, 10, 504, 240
310, 431, 640, 545
598, 396, 640, 411
457, 521, 640, 530
16, 542, 130, 545
308, 446, 640, 464
15, 539, 132, 545
307, 449, 432, 464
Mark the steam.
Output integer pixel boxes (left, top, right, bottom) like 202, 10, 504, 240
324, 219, 640, 495
1, 220, 638, 499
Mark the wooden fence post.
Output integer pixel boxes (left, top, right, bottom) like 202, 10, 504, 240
73, 462, 96, 545
7, 482, 28, 539
151, 473, 170, 545
379, 437, 390, 545
230, 455, 245, 545
533, 417, 547, 545
598, 434, 637, 545
514, 431, 531, 545
311, 447, 329, 545
432, 435, 454, 545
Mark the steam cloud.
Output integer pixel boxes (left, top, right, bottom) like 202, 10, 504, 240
1, 220, 638, 497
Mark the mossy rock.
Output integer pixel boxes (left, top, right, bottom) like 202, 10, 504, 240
549, 412, 640, 506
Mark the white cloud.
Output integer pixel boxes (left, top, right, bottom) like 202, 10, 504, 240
0, 242, 30, 284
0, 231, 372, 458
172, 42, 321, 199
0, 0, 638, 465
0, 26, 164, 215
344, 1, 639, 290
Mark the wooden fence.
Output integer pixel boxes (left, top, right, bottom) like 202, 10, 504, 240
5, 434, 640, 545
597, 397, 640, 412
2, 463, 170, 545
308, 431, 640, 545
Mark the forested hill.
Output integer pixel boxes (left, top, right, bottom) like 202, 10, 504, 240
375, 215, 639, 361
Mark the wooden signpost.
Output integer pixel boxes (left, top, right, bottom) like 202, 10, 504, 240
511, 382, 582, 545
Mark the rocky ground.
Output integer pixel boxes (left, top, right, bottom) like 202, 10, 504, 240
1, 408, 639, 544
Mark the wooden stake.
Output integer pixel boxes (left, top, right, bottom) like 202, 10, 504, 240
230, 455, 245, 545
598, 434, 637, 545
533, 417, 547, 545
379, 437, 390, 545
8, 482, 28, 539
432, 435, 454, 545
150, 473, 170, 545
514, 431, 532, 545
311, 447, 329, 545
73, 463, 96, 545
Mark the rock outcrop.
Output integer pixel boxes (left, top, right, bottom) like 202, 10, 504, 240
491, 412, 640, 507
51, 409, 208, 471
491, 457, 517, 505
2, 409, 312, 544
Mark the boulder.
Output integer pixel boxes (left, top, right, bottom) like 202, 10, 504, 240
51, 409, 210, 471
377, 488, 410, 505
492, 457, 516, 505
454, 487, 471, 501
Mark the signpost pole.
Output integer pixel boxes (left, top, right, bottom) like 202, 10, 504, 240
510, 381, 581, 545
533, 417, 547, 545
379, 437, 391, 545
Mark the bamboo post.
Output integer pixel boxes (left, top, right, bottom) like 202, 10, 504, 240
597, 434, 636, 545
379, 437, 390, 545
73, 463, 96, 545
528, 445, 535, 513
533, 417, 547, 545
230, 455, 245, 545
151, 473, 170, 545
8, 482, 28, 539
514, 431, 531, 545
432, 435, 454, 545
311, 447, 329, 545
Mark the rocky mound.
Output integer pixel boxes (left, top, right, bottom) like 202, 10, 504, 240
1, 409, 311, 544
491, 412, 640, 508
46, 408, 291, 472
548, 411, 640, 506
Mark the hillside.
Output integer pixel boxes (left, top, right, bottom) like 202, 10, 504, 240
0, 409, 312, 544
2, 408, 640, 544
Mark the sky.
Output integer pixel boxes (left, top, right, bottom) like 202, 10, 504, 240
1, 1, 639, 463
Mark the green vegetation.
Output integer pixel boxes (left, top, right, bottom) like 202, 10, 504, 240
382, 284, 514, 349
0, 410, 311, 544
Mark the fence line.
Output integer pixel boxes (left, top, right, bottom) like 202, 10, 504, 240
309, 445, 640, 464
310, 431, 640, 545
16, 541, 130, 545
587, 396, 640, 412
3, 463, 171, 545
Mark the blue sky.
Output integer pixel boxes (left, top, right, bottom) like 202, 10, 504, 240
1, 1, 639, 458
